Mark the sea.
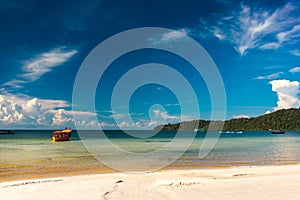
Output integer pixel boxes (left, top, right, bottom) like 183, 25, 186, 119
1, 130, 300, 181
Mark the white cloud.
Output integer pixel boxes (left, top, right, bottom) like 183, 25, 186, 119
255, 72, 284, 80
264, 65, 284, 70
0, 96, 24, 123
149, 28, 189, 45
152, 109, 179, 120
269, 79, 300, 111
3, 47, 77, 88
52, 109, 73, 126
0, 93, 97, 128
289, 66, 300, 73
265, 110, 271, 114
166, 103, 180, 107
205, 3, 300, 55
0, 95, 51, 126
0, 95, 195, 130
260, 24, 300, 50
259, 42, 281, 50
98, 121, 116, 128
48, 109, 96, 117
22, 48, 77, 81
110, 113, 127, 120
117, 121, 134, 128
3, 79, 25, 89
105, 109, 188, 129
212, 28, 226, 40
50, 109, 98, 127
161, 29, 188, 41
144, 120, 159, 127
116, 120, 159, 129
232, 114, 250, 119
290, 50, 300, 57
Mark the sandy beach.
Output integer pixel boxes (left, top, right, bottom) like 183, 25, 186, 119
1, 164, 300, 200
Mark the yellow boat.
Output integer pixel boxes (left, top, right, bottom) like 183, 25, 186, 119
52, 128, 72, 141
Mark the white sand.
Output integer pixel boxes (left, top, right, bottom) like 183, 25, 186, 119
1, 165, 300, 200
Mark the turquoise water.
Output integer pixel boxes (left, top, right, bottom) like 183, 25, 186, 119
1, 130, 300, 179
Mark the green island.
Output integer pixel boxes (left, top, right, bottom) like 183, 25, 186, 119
154, 108, 300, 131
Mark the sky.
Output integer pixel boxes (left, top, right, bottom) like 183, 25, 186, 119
0, 0, 300, 129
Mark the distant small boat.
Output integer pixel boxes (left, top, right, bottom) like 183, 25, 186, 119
0, 130, 14, 134
271, 130, 285, 134
225, 131, 235, 134
219, 130, 243, 134
52, 128, 72, 141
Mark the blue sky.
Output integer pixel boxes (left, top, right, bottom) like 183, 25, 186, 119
0, 0, 300, 129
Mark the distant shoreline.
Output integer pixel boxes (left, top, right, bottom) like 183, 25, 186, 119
154, 107, 300, 131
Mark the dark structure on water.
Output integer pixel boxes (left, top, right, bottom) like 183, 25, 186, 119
0, 130, 15, 134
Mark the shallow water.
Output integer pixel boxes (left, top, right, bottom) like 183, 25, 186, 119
1, 130, 299, 180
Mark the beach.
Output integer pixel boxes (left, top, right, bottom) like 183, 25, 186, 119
1, 164, 300, 200
1, 130, 300, 199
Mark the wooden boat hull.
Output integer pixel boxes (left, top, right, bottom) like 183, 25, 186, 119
52, 135, 70, 141
52, 129, 72, 142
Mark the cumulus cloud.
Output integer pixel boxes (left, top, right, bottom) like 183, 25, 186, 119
232, 114, 250, 119
265, 110, 271, 114
117, 121, 137, 128
289, 66, 300, 73
0, 94, 97, 128
152, 109, 179, 120
115, 120, 160, 129
0, 96, 24, 124
4, 47, 77, 88
0, 95, 54, 126
52, 109, 73, 126
98, 121, 116, 129
255, 72, 284, 80
103, 109, 185, 129
0, 93, 172, 129
269, 79, 300, 111
203, 2, 300, 55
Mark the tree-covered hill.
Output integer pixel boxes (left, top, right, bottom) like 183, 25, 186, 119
154, 108, 300, 131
